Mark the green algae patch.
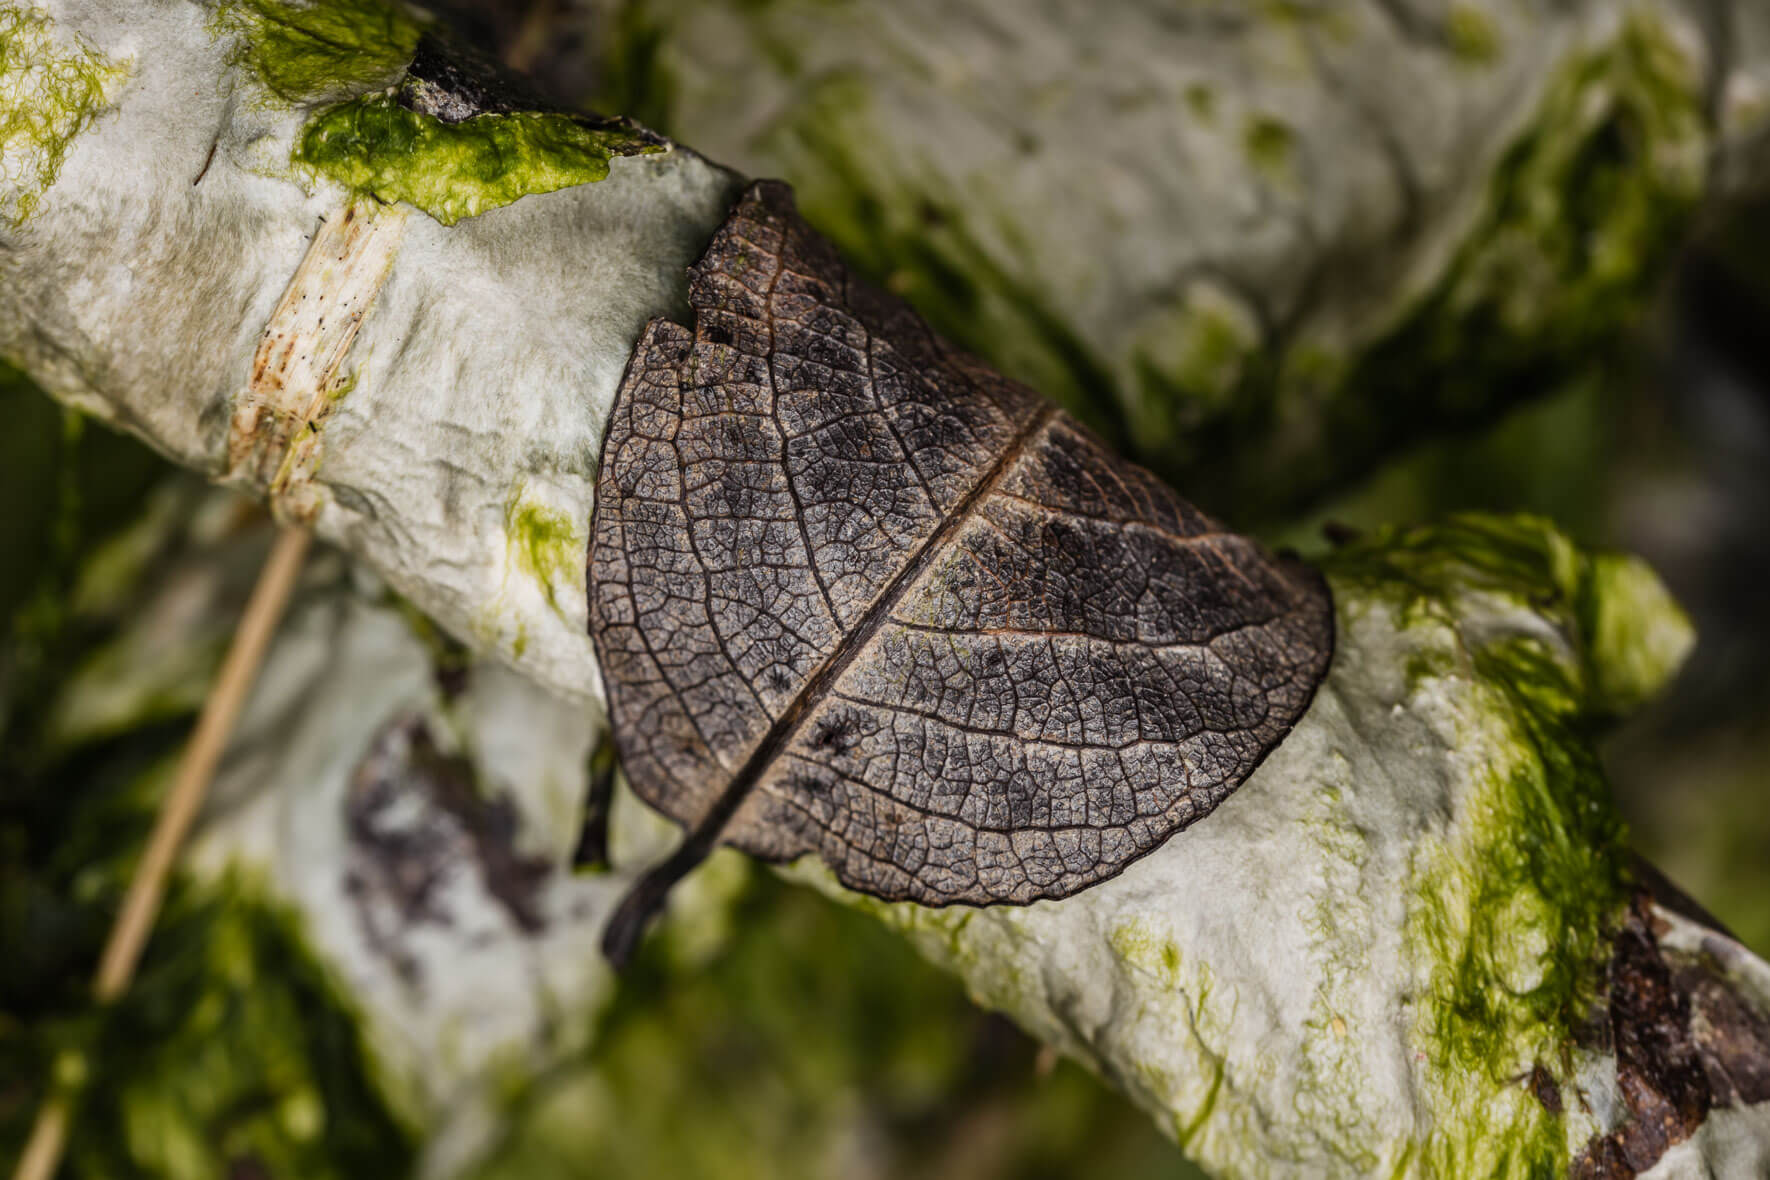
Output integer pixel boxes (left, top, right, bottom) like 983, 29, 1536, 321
1446, 4, 1501, 66
504, 492, 581, 616
648, 6, 1709, 522
0, 4, 129, 225
1578, 550, 1694, 719
1348, 16, 1703, 405
1128, 282, 1266, 445
1399, 643, 1624, 1177
1243, 114, 1296, 188
1325, 515, 1582, 620
1323, 515, 1693, 1177
1323, 515, 1693, 692
295, 93, 661, 224
0, 400, 411, 1175
1110, 917, 1184, 984
214, 0, 421, 103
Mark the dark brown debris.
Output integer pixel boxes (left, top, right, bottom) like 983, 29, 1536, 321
1528, 1062, 1564, 1115
1572, 890, 1770, 1177
344, 715, 552, 983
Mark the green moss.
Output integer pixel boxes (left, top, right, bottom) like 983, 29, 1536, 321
504, 494, 581, 616
1446, 4, 1501, 66
1322, 515, 1690, 1177
3, 711, 411, 1179
1402, 645, 1624, 1175
0, 404, 410, 1173
295, 93, 661, 224
0, 396, 417, 1174
1577, 551, 1694, 719
1320, 516, 1692, 683
1324, 515, 1582, 618
1242, 114, 1296, 187
1350, 17, 1700, 402
223, 0, 660, 222
213, 0, 421, 103
0, 4, 128, 224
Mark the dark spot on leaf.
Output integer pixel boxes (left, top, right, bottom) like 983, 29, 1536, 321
790, 772, 834, 798
809, 714, 855, 755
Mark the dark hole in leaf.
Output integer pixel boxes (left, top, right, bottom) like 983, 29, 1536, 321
809, 714, 855, 755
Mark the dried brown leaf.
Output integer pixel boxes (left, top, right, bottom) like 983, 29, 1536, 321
589, 182, 1334, 965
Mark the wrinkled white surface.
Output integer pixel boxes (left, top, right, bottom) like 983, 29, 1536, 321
57, 496, 714, 1178
2, 0, 742, 706
189, 589, 604, 1176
